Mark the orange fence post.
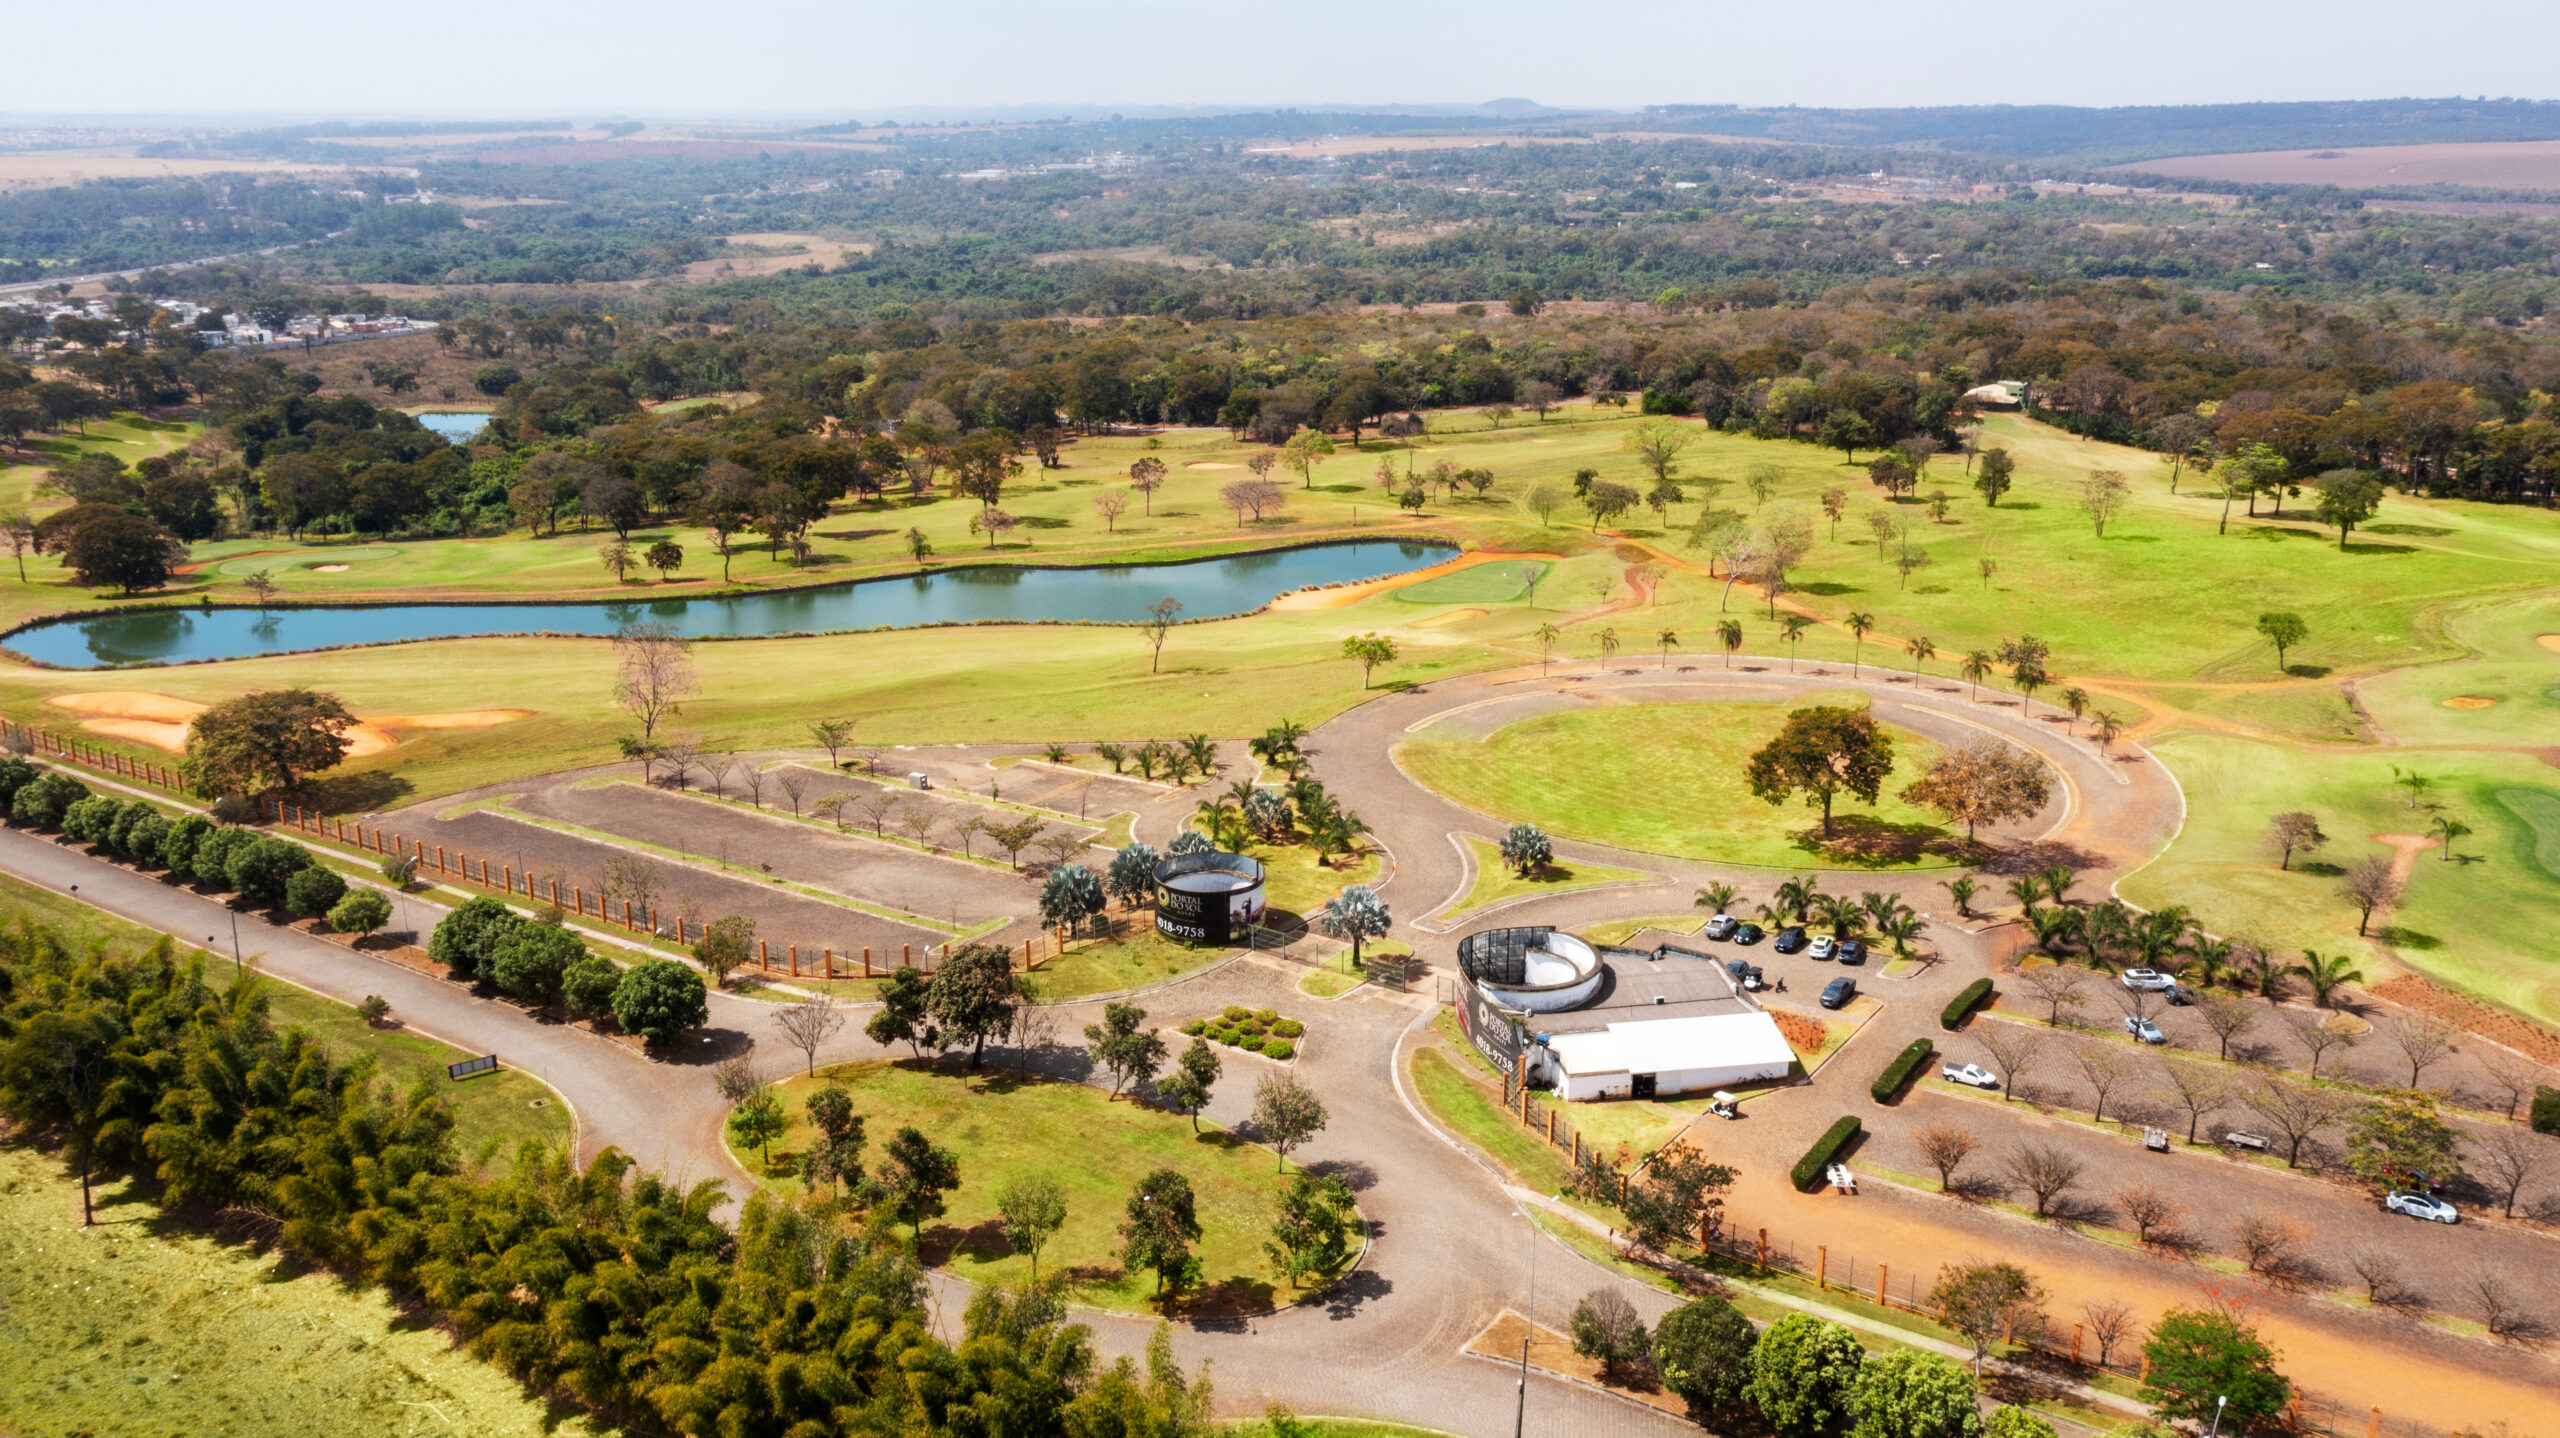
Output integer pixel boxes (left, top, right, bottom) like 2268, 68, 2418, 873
574, 887, 583, 914
758, 939, 770, 969
863, 947, 873, 976
437, 845, 447, 871
2367, 1408, 2381, 1438
823, 947, 833, 977
624, 901, 633, 929
1816, 1246, 1828, 1290
1875, 1263, 1888, 1306
1756, 1228, 1768, 1272
903, 943, 911, 966
789, 945, 799, 977
2071, 1323, 2083, 1366
503, 866, 513, 892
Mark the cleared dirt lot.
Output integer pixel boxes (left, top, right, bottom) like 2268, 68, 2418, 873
2112, 140, 2560, 190
0, 151, 359, 192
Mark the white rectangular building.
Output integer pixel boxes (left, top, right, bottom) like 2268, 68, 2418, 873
1538, 1011, 1794, 1102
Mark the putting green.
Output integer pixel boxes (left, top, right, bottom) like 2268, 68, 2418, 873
1392, 561, 1547, 603
2496, 789, 2560, 880
1397, 696, 1955, 869
216, 546, 400, 576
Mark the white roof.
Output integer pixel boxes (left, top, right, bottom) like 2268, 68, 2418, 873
1543, 1011, 1794, 1077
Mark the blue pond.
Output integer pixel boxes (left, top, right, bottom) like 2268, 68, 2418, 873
8, 541, 1456, 669
415, 412, 493, 443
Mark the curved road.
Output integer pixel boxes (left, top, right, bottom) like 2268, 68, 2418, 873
7, 656, 2557, 1432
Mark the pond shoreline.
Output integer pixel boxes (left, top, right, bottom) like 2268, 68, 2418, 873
2, 536, 1464, 670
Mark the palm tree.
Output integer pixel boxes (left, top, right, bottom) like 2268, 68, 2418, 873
2037, 865, 2079, 906
2028, 905, 2082, 956
2130, 907, 2193, 968
2239, 944, 2291, 999
2092, 710, 2124, 754
1846, 611, 1875, 673
1940, 875, 1978, 918
2005, 876, 2044, 917
2427, 814, 2471, 861
1533, 621, 1561, 676
1906, 635, 1937, 676
1813, 892, 1865, 941
1878, 910, 1925, 957
1717, 618, 1743, 668
1779, 614, 1811, 671
2188, 934, 2238, 989
1858, 890, 1906, 936
1959, 648, 1994, 700
1774, 875, 1821, 925
2059, 687, 2090, 735
2291, 949, 2366, 1008
1599, 627, 1621, 666
1694, 881, 1742, 915
1657, 628, 1679, 670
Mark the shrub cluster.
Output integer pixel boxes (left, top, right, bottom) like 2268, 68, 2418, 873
0, 913, 1170, 1438
1180, 1004, 1304, 1059
1870, 1040, 1934, 1103
1941, 978, 1993, 1030
1790, 1115, 1863, 1193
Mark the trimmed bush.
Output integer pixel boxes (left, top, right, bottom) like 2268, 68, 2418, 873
1272, 1018, 1304, 1038
0, 755, 36, 808
1870, 1040, 1934, 1103
327, 889, 392, 937
492, 922, 586, 1004
2534, 1086, 2560, 1137
189, 825, 250, 888
61, 794, 121, 845
1179, 1019, 1206, 1036
1222, 1005, 1250, 1022
123, 814, 171, 868
430, 896, 525, 981
1941, 978, 1993, 1031
285, 865, 349, 919
106, 799, 158, 856
11, 771, 88, 829
562, 955, 624, 1018
1790, 1116, 1863, 1193
160, 814, 213, 875
1235, 1036, 1266, 1054
613, 958, 708, 1043
227, 836, 313, 908
1262, 1039, 1295, 1061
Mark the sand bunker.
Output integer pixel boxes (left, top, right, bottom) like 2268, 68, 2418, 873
2442, 695, 2499, 709
2539, 634, 2560, 653
44, 692, 530, 758
1185, 461, 1240, 470
1413, 607, 1490, 628
311, 564, 349, 573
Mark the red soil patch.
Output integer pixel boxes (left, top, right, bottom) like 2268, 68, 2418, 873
2440, 695, 2498, 709
2371, 973, 2560, 1068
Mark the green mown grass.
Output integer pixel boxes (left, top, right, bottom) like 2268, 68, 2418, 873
1401, 698, 1952, 870
1441, 835, 1657, 922
1035, 923, 1227, 999
1391, 560, 1548, 604
734, 1059, 1346, 1315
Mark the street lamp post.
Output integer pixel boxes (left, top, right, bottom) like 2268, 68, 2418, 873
2207, 1396, 2229, 1438
1512, 1192, 1560, 1438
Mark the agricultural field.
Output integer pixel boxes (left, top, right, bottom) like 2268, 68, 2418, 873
732, 1059, 1353, 1315
2110, 139, 2560, 190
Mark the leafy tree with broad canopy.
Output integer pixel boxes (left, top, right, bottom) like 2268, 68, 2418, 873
878, 1125, 962, 1237
492, 922, 587, 1005
283, 864, 347, 919
1652, 1295, 1757, 1418
1085, 1001, 1167, 1098
326, 888, 391, 937
184, 689, 357, 796
1848, 1350, 1982, 1438
1746, 706, 1897, 837
611, 958, 707, 1044
1106, 841, 1161, 908
925, 943, 1020, 1069
431, 897, 527, 981
2138, 1307, 2291, 1430
1119, 1167, 1203, 1296
227, 836, 313, 908
1746, 1313, 1864, 1437
1264, 1171, 1357, 1287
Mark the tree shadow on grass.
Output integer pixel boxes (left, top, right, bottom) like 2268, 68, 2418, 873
298, 769, 413, 815
926, 1217, 1013, 1266
1970, 839, 2104, 878
1786, 816, 1966, 869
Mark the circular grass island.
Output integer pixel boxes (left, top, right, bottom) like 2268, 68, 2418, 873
727, 1059, 1358, 1316
1397, 693, 1963, 870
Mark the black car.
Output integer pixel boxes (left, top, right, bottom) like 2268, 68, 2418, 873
1732, 923, 1765, 945
1820, 977, 1857, 1009
1837, 939, 1867, 966
1771, 926, 1808, 954
1724, 959, 1766, 991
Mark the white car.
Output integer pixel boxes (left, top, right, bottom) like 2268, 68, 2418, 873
1703, 914, 1738, 940
1807, 936, 1837, 960
2123, 1015, 2166, 1045
2120, 968, 2175, 992
2386, 1192, 2459, 1224
1941, 1062, 1999, 1089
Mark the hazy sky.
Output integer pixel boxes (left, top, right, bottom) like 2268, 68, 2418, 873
18, 0, 2559, 117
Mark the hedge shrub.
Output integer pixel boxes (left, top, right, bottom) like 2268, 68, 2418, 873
2534, 1086, 2560, 1137
1941, 978, 1993, 1031
10, 771, 88, 829
1871, 1039, 1934, 1103
285, 865, 349, 919
1262, 1039, 1295, 1061
1791, 1116, 1863, 1193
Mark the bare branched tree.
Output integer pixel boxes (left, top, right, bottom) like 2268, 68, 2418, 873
773, 994, 847, 1076
2005, 1143, 2083, 1217
2382, 1015, 2459, 1089
1976, 1023, 2048, 1104
711, 1055, 763, 1106
2018, 965, 2088, 1026
2071, 1043, 2139, 1125
741, 763, 769, 810
2243, 1078, 2346, 1168
2154, 1061, 2232, 1143
2475, 1046, 2546, 1124
2080, 1298, 2135, 1367
1911, 1121, 1979, 1191
2231, 1210, 2306, 1276
2468, 1270, 2549, 1344
2283, 1007, 2358, 1080
777, 770, 810, 816
2345, 1244, 2423, 1311
2115, 1184, 2185, 1243
612, 621, 698, 741
2195, 990, 2258, 1061
857, 786, 900, 835
2467, 1126, 2553, 1218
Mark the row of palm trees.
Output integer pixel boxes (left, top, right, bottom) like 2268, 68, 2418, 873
1192, 774, 1366, 865
2006, 866, 2363, 1006
1692, 875, 1927, 956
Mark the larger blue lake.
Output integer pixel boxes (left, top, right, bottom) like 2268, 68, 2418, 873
8, 541, 1456, 669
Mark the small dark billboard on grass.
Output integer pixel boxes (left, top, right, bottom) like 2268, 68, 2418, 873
1154, 852, 1266, 944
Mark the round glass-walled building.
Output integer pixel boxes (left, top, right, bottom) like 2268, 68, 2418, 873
1154, 852, 1268, 945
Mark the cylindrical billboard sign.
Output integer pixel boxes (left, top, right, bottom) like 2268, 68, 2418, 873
1154, 852, 1267, 945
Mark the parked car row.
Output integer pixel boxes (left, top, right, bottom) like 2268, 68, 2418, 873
1704, 914, 1866, 965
